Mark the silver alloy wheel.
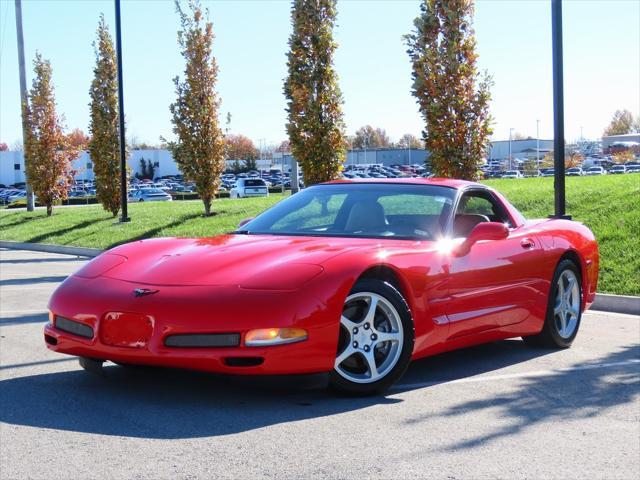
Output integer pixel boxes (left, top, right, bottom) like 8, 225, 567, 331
554, 269, 580, 339
334, 292, 404, 384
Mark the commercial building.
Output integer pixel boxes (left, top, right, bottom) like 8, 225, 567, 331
1, 147, 431, 186
488, 139, 554, 161
602, 133, 640, 153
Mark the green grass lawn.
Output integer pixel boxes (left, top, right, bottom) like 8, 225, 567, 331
1, 175, 638, 295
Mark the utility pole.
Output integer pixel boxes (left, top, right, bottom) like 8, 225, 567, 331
551, 0, 569, 219
115, 0, 130, 222
14, 0, 34, 211
508, 128, 514, 170
536, 119, 540, 167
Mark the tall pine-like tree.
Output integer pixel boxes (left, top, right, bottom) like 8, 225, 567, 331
284, 0, 346, 185
89, 15, 122, 217
169, 0, 224, 216
24, 53, 78, 216
405, 0, 492, 180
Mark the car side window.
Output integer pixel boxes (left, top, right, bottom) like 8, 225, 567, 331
457, 190, 512, 225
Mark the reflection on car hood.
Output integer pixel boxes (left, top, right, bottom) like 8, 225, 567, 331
103, 234, 367, 286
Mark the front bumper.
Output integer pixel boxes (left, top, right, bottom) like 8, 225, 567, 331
45, 276, 338, 375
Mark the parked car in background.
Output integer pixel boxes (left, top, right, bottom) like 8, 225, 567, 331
128, 188, 172, 202
230, 178, 269, 199
609, 165, 626, 175
502, 170, 523, 179
540, 168, 555, 177
566, 167, 583, 176
626, 164, 640, 174
585, 166, 606, 176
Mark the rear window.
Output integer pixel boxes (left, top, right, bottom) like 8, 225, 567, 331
245, 179, 266, 187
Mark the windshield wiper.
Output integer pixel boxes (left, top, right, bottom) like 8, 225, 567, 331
234, 230, 251, 235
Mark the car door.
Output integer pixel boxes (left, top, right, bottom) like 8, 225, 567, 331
444, 188, 546, 339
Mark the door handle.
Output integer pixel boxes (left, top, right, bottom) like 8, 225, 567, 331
520, 238, 535, 249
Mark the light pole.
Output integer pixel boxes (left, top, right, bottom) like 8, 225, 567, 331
363, 134, 367, 166
508, 128, 514, 170
115, 0, 130, 222
536, 119, 540, 167
14, 0, 34, 211
551, 0, 568, 218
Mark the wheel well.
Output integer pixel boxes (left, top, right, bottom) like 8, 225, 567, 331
358, 266, 408, 301
559, 250, 586, 301
559, 250, 582, 277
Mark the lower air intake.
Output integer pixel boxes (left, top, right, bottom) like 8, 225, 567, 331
55, 317, 94, 339
164, 333, 240, 348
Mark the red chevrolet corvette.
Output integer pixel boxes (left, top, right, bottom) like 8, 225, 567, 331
45, 178, 599, 394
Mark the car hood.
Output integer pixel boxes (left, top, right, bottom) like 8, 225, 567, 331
98, 234, 366, 287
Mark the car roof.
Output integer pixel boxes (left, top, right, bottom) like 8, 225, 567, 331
323, 177, 478, 189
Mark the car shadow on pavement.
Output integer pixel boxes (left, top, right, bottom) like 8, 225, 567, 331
0, 339, 576, 439
0, 275, 68, 287
0, 313, 49, 326
401, 343, 640, 451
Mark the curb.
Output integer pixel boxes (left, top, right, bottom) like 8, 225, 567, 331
0, 240, 102, 258
0, 240, 638, 316
591, 294, 640, 316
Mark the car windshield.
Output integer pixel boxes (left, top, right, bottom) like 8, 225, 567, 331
238, 183, 456, 240
146, 188, 165, 194
588, 167, 601, 171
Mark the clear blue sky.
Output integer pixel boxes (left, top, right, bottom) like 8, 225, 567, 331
1, 0, 638, 149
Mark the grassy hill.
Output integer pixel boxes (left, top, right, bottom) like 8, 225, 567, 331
1, 175, 638, 295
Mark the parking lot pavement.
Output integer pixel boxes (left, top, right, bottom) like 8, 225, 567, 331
1, 248, 638, 480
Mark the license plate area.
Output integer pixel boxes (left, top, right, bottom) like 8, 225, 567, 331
100, 312, 154, 348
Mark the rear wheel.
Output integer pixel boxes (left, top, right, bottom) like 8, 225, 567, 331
329, 279, 414, 395
523, 259, 582, 348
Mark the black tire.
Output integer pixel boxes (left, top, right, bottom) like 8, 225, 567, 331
522, 259, 582, 348
329, 278, 415, 396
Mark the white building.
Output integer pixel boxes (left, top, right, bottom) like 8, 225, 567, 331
1, 147, 432, 186
488, 139, 553, 161
0, 149, 182, 186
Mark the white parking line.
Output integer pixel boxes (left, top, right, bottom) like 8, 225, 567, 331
393, 358, 640, 391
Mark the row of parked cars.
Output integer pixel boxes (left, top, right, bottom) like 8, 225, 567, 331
486, 161, 640, 179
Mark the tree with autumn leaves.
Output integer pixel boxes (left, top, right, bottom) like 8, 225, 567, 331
284, 0, 346, 185
406, 0, 492, 180
169, 0, 225, 216
89, 15, 123, 217
23, 53, 79, 216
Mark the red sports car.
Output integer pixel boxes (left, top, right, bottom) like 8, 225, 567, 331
45, 178, 599, 395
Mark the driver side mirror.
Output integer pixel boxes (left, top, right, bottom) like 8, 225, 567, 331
238, 217, 254, 228
453, 222, 509, 257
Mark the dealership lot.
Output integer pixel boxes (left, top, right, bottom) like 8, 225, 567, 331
1, 248, 638, 480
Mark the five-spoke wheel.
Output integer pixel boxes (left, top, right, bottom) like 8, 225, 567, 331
329, 279, 414, 395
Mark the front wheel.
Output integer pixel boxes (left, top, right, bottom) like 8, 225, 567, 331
329, 279, 414, 395
523, 259, 582, 348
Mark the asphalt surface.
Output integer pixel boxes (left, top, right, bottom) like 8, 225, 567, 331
1, 248, 638, 480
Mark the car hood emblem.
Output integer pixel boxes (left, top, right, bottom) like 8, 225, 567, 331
134, 288, 159, 297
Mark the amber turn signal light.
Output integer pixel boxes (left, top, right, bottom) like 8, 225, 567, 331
245, 328, 308, 346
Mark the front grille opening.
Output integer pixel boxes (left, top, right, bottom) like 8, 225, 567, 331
224, 357, 264, 367
164, 333, 241, 348
55, 316, 94, 339
44, 334, 57, 346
